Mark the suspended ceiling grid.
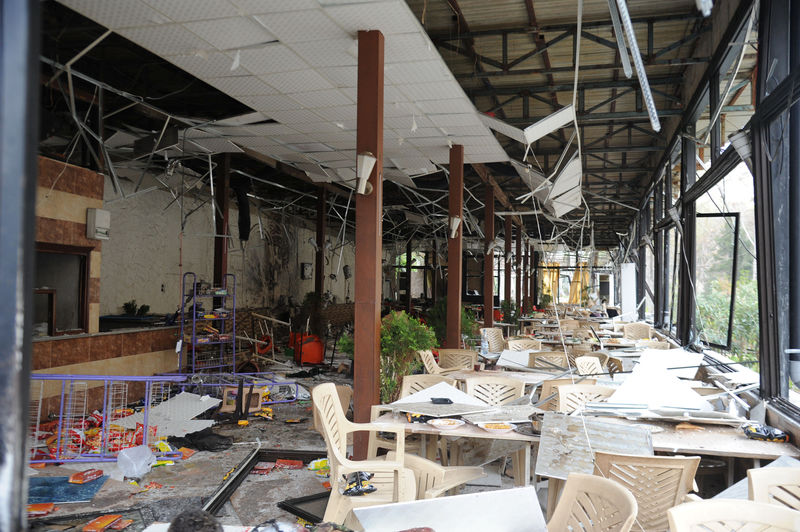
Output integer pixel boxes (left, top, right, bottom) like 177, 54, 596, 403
58, 0, 509, 192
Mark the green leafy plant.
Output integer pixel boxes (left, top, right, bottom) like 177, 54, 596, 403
122, 300, 138, 315
136, 304, 150, 316
424, 298, 478, 345
500, 299, 518, 324
337, 311, 437, 402
538, 293, 553, 309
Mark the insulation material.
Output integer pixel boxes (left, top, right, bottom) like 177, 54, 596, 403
114, 392, 221, 438
635, 348, 705, 380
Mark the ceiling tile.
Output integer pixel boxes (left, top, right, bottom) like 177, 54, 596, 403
288, 89, 353, 108
313, 105, 357, 122
183, 17, 276, 51
384, 114, 433, 130
261, 70, 333, 92
58, 0, 170, 28
385, 61, 453, 84
231, 0, 319, 14
324, 1, 420, 36
429, 114, 483, 128
205, 75, 277, 96
288, 39, 358, 68
118, 24, 211, 56
416, 98, 476, 115
385, 32, 438, 64
168, 52, 240, 79
188, 137, 244, 153
317, 65, 357, 88
255, 10, 350, 43
291, 121, 345, 133
142, 0, 239, 22
265, 109, 326, 124
238, 93, 301, 111
324, 159, 357, 168
226, 136, 284, 148
398, 81, 460, 102
236, 45, 307, 74
243, 123, 300, 136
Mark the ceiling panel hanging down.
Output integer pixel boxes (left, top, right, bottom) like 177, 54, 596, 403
58, 0, 508, 190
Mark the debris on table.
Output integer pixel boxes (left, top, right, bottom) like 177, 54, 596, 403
27, 503, 57, 518
69, 469, 104, 484
82, 514, 123, 531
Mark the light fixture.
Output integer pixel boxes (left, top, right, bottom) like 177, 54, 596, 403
449, 216, 461, 239
356, 151, 377, 195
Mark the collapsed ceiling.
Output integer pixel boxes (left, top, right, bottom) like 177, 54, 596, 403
39, 0, 756, 253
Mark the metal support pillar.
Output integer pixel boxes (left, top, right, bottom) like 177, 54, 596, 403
405, 239, 412, 312
213, 154, 230, 289
532, 250, 540, 308
431, 240, 439, 303
654, 182, 665, 328
710, 72, 721, 163
522, 239, 529, 313
446, 145, 464, 348
0, 0, 38, 527
484, 186, 495, 327
528, 243, 535, 309
353, 30, 384, 458
637, 209, 646, 321
504, 217, 512, 304
515, 224, 522, 313
678, 132, 697, 345
315, 188, 326, 299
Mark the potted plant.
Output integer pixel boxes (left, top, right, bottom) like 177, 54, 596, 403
424, 297, 478, 346
339, 310, 437, 402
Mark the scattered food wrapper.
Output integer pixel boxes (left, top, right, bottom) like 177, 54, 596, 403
109, 519, 134, 530
178, 447, 196, 460
69, 468, 103, 484
742, 422, 789, 442
276, 459, 304, 470
342, 471, 376, 496
27, 503, 57, 517
82, 514, 122, 531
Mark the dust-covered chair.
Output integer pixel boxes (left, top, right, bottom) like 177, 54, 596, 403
437, 349, 479, 370
667, 500, 800, 531
508, 338, 542, 351
557, 384, 615, 413
464, 376, 525, 406
607, 356, 624, 376
536, 377, 597, 411
417, 349, 462, 375
576, 355, 604, 376
400, 374, 457, 398
641, 339, 670, 350
528, 351, 569, 371
748, 467, 800, 510
312, 384, 352, 434
313, 383, 416, 525
594, 451, 701, 531
623, 322, 652, 340
548, 472, 638, 532
480, 327, 507, 353
386, 451, 485, 499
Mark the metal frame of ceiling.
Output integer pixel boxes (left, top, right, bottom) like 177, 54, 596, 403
37, 0, 757, 253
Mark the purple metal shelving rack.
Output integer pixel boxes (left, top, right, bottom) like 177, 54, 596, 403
29, 374, 187, 463
180, 272, 236, 374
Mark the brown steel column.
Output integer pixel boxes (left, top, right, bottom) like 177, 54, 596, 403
522, 238, 529, 314
483, 186, 494, 328
314, 188, 326, 298
528, 243, 535, 310
353, 30, 384, 459
446, 145, 464, 348
515, 224, 522, 314
504, 216, 512, 305
431, 240, 438, 303
405, 239, 412, 312
213, 153, 230, 288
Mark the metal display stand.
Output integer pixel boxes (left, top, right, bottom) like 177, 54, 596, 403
180, 272, 236, 374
